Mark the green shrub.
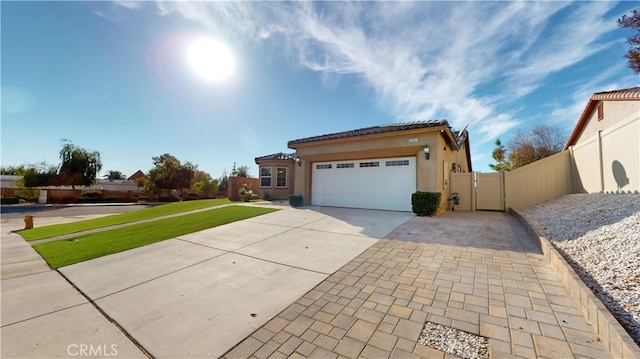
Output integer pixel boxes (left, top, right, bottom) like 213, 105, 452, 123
81, 192, 102, 199
288, 194, 303, 207
159, 196, 180, 202
411, 191, 441, 216
1, 197, 20, 205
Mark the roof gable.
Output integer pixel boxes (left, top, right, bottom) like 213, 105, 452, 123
564, 87, 640, 150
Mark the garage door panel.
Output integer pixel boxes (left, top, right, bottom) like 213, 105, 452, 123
311, 157, 415, 211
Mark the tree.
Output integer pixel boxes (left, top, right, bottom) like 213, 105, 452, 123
507, 125, 565, 169
218, 170, 229, 193
230, 162, 251, 177
147, 154, 196, 197
192, 171, 218, 198
55, 140, 102, 190
0, 165, 28, 175
489, 139, 512, 171
22, 163, 57, 187
618, 7, 640, 74
103, 170, 126, 181
235, 165, 251, 177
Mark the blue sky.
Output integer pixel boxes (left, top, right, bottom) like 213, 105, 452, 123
2, 1, 638, 179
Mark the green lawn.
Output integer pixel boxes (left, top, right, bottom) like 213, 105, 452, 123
18, 198, 232, 241
33, 205, 278, 269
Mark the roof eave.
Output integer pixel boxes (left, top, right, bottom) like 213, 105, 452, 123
563, 98, 598, 150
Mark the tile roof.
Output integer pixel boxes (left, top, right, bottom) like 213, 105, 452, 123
254, 152, 295, 162
288, 120, 451, 146
592, 87, 640, 100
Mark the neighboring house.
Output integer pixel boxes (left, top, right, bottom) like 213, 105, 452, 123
564, 87, 640, 193
255, 120, 471, 213
127, 170, 146, 181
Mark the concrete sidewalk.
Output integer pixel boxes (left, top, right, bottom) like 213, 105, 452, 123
225, 211, 612, 358
1, 217, 147, 358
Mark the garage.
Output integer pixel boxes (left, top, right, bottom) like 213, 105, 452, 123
311, 157, 416, 211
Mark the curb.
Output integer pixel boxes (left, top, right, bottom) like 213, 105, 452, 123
510, 208, 640, 359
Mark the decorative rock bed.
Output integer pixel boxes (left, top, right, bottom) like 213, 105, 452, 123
521, 193, 640, 346
418, 321, 489, 359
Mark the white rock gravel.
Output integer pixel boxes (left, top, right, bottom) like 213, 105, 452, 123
418, 321, 489, 359
522, 193, 640, 345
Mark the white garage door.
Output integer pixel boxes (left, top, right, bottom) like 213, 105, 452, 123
311, 157, 416, 212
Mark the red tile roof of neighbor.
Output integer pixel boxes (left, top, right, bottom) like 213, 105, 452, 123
287, 120, 458, 146
564, 87, 640, 150
591, 87, 640, 100
127, 170, 146, 181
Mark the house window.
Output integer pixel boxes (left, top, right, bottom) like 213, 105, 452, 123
260, 167, 272, 187
337, 163, 354, 169
385, 160, 410, 166
359, 161, 380, 168
316, 164, 332, 169
597, 102, 604, 121
276, 167, 287, 188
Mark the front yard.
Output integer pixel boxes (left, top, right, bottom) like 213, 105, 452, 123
32, 205, 278, 269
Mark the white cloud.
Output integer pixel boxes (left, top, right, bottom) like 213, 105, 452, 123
154, 1, 627, 147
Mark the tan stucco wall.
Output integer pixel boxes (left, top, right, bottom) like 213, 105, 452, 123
255, 160, 295, 200
575, 100, 640, 145
571, 100, 640, 194
290, 127, 470, 214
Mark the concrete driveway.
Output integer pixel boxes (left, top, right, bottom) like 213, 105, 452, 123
2, 204, 413, 358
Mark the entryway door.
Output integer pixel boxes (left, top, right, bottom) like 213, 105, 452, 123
311, 157, 416, 212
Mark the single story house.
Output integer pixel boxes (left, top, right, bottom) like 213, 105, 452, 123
564, 87, 639, 193
256, 120, 471, 213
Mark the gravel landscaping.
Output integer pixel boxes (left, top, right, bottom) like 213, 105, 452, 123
521, 193, 640, 345
418, 321, 489, 359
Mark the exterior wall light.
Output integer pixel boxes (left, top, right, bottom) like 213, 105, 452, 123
295, 156, 302, 167
423, 144, 430, 160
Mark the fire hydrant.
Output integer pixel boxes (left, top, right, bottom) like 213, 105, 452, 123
24, 215, 34, 230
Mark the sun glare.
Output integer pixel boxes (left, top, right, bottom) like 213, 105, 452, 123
187, 38, 235, 82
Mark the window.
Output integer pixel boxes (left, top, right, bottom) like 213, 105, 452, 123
337, 163, 354, 169
385, 160, 410, 167
260, 167, 272, 187
316, 164, 332, 169
276, 167, 287, 188
597, 102, 604, 121
359, 161, 380, 168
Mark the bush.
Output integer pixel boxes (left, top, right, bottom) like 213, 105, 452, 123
239, 184, 253, 202
81, 192, 103, 199
262, 191, 271, 201
1, 197, 20, 205
288, 194, 303, 208
159, 196, 180, 202
411, 191, 441, 216
185, 193, 200, 201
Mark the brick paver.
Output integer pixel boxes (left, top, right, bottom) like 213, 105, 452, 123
223, 211, 611, 358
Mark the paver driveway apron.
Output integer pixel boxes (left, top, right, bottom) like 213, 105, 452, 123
225, 211, 614, 359
59, 206, 413, 358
